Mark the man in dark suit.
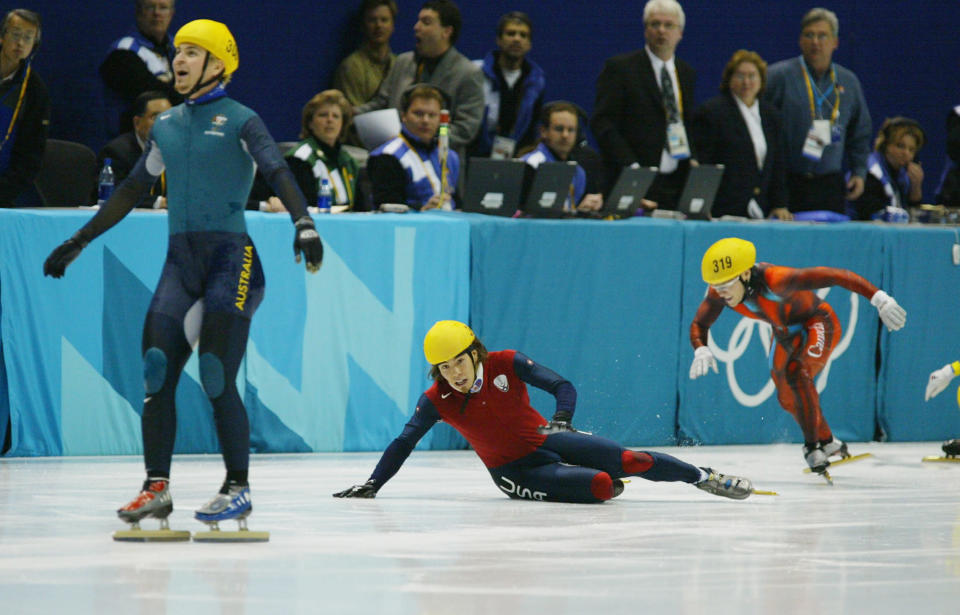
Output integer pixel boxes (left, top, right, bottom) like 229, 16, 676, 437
591, 0, 694, 211
96, 90, 170, 207
691, 50, 792, 220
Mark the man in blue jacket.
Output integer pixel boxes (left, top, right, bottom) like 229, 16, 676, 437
470, 11, 545, 159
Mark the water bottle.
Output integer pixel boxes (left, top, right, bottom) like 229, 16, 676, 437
97, 158, 115, 206
316, 178, 332, 214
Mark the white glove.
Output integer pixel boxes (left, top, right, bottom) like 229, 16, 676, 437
689, 346, 718, 379
870, 290, 906, 331
925, 363, 957, 401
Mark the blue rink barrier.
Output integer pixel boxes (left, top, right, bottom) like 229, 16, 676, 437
1, 210, 958, 456
0, 210, 470, 456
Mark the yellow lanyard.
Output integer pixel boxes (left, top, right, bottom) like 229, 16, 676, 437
315, 145, 355, 206
802, 64, 839, 124
0, 63, 31, 155
673, 65, 683, 115
399, 134, 440, 195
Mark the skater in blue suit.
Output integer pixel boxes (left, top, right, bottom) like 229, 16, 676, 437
44, 19, 323, 535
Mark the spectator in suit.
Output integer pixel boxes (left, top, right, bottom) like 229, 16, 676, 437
0, 8, 49, 207
333, 0, 397, 107
100, 1, 181, 138
356, 0, 484, 159
691, 50, 791, 220
471, 11, 545, 160
591, 0, 694, 210
850, 117, 924, 221
96, 90, 171, 208
764, 7, 872, 214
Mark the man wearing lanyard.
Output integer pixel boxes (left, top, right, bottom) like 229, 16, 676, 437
765, 7, 872, 215
0, 8, 49, 207
591, 0, 695, 211
366, 83, 460, 210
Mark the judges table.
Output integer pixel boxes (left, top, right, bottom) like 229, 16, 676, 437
1, 209, 957, 456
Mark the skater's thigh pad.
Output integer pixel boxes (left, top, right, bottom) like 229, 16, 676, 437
199, 352, 225, 399
143, 347, 167, 394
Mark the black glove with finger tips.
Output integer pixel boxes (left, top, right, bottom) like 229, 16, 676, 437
332, 479, 379, 498
293, 216, 323, 273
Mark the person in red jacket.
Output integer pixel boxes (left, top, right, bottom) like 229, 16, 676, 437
689, 237, 906, 473
334, 320, 754, 502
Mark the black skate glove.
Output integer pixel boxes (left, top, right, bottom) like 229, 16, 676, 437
293, 216, 323, 273
333, 479, 379, 498
538, 411, 574, 435
43, 235, 89, 278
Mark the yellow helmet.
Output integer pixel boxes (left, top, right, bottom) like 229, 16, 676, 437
174, 19, 239, 76
701, 237, 756, 285
423, 320, 476, 365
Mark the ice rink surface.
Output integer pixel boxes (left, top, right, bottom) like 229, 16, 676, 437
2, 442, 959, 615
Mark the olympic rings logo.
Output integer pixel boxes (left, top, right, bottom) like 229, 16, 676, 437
705, 288, 860, 407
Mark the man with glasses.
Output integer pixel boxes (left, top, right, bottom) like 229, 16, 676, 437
688, 237, 906, 474
0, 8, 48, 207
100, 0, 181, 138
591, 0, 695, 211
764, 7, 872, 215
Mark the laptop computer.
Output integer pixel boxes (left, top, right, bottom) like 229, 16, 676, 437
521, 161, 578, 218
462, 158, 528, 216
599, 165, 658, 218
677, 164, 725, 220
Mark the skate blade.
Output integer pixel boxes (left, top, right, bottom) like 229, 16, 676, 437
802, 452, 873, 473
751, 489, 779, 496
922, 456, 960, 463
193, 530, 270, 543
113, 529, 191, 542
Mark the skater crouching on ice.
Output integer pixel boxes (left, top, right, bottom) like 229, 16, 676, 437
689, 237, 906, 474
334, 320, 754, 503
43, 19, 323, 537
924, 361, 960, 457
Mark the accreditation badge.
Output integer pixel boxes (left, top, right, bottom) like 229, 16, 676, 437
802, 120, 831, 161
491, 135, 517, 159
666, 120, 691, 159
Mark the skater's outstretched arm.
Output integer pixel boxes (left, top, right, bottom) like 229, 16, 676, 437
333, 394, 440, 498
512, 351, 576, 428
768, 266, 906, 331
241, 116, 323, 273
926, 360, 960, 401
43, 144, 158, 278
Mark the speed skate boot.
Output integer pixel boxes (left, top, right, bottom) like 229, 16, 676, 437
695, 468, 753, 500
942, 439, 960, 458
821, 437, 849, 460
803, 443, 829, 474
612, 479, 625, 498
113, 478, 190, 541
193, 482, 269, 542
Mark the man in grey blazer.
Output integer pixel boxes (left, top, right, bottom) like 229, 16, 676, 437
357, 0, 483, 156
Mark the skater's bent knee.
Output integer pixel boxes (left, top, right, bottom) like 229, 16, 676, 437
621, 450, 653, 474
590, 472, 614, 501
143, 347, 167, 394
199, 353, 225, 399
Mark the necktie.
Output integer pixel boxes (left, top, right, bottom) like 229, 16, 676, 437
661, 64, 679, 122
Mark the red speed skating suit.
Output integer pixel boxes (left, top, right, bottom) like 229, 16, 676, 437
690, 263, 878, 444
